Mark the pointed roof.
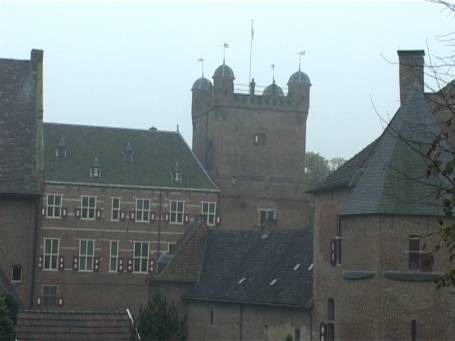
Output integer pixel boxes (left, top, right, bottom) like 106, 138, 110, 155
340, 91, 449, 216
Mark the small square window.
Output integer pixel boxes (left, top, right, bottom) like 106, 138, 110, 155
253, 133, 265, 146
11, 265, 22, 282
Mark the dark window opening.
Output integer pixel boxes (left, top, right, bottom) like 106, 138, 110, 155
253, 133, 265, 146
43, 286, 58, 306
335, 217, 342, 264
11, 265, 22, 282
411, 319, 417, 341
295, 328, 301, 341
209, 309, 214, 325
327, 298, 335, 341
409, 236, 420, 269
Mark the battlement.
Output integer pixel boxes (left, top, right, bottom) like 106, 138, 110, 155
232, 93, 300, 111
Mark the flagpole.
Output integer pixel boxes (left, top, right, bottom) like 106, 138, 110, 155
249, 20, 254, 82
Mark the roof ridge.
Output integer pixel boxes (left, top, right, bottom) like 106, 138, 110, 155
44, 121, 179, 135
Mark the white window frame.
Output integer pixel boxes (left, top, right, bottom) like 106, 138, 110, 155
109, 240, 119, 273
170, 200, 185, 225
258, 208, 277, 226
111, 197, 121, 222
79, 239, 95, 272
47, 194, 62, 219
133, 241, 149, 273
201, 201, 216, 226
43, 238, 60, 271
136, 199, 150, 223
81, 195, 96, 220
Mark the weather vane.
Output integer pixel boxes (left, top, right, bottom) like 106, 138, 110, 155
299, 51, 306, 71
223, 43, 229, 65
271, 64, 276, 82
197, 58, 205, 77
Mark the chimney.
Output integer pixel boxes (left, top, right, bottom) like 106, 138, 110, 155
397, 50, 425, 105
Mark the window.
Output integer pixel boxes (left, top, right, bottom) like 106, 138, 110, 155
44, 238, 59, 271
295, 328, 301, 341
79, 240, 94, 271
201, 202, 216, 226
327, 298, 335, 341
209, 309, 214, 325
172, 170, 183, 183
42, 285, 57, 306
136, 199, 150, 222
170, 200, 185, 224
253, 133, 265, 146
335, 217, 342, 265
110, 240, 119, 272
81, 196, 96, 220
409, 236, 420, 270
111, 197, 120, 221
259, 209, 277, 228
47, 194, 62, 218
168, 242, 177, 254
11, 265, 22, 282
411, 319, 417, 341
133, 241, 149, 273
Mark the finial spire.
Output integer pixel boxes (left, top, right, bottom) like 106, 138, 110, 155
197, 58, 205, 77
223, 43, 229, 65
298, 51, 306, 72
271, 64, 276, 82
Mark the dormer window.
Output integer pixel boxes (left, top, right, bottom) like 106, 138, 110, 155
55, 137, 67, 159
90, 157, 102, 179
172, 161, 183, 183
124, 142, 134, 163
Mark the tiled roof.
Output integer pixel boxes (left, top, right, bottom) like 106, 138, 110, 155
44, 123, 218, 190
152, 220, 208, 283
308, 138, 379, 193
0, 54, 41, 195
185, 229, 313, 308
15, 310, 135, 340
340, 91, 449, 216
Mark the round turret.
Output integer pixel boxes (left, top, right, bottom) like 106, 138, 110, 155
288, 70, 311, 86
191, 77, 213, 92
263, 81, 284, 97
213, 64, 235, 80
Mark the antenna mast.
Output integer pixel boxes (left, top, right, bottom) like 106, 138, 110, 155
249, 20, 254, 82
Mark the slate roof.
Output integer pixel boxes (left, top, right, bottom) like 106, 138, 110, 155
185, 229, 313, 308
44, 123, 218, 190
0, 54, 41, 195
308, 137, 379, 193
15, 310, 135, 340
311, 90, 450, 216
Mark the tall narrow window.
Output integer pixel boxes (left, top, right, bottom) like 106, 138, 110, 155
79, 240, 94, 271
335, 217, 342, 265
411, 319, 417, 341
11, 265, 22, 282
409, 236, 420, 270
201, 202, 216, 226
81, 196, 96, 220
209, 309, 214, 325
43, 286, 58, 306
111, 197, 120, 221
136, 199, 150, 222
133, 241, 149, 273
170, 200, 185, 224
327, 298, 335, 341
44, 238, 59, 271
110, 240, 119, 272
47, 194, 62, 218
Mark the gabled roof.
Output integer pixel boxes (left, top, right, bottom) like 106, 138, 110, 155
44, 123, 218, 191
184, 229, 313, 308
0, 54, 42, 195
339, 91, 449, 216
15, 310, 135, 340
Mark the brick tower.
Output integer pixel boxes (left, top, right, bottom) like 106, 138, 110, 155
191, 61, 311, 230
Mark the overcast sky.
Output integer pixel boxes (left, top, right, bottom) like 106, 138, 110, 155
1, 1, 454, 160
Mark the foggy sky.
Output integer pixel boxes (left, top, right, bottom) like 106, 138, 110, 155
0, 1, 453, 160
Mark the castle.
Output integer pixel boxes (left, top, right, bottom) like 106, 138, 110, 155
191, 61, 312, 230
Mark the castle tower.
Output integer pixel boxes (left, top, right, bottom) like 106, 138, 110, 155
191, 60, 312, 230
